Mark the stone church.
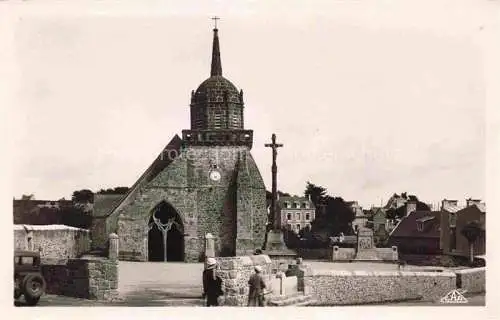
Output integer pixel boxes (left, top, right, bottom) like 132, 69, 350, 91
90, 26, 268, 262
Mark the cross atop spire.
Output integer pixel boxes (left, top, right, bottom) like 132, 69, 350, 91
211, 16, 220, 30
210, 17, 222, 77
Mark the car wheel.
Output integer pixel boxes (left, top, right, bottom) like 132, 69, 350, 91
14, 288, 22, 299
24, 295, 40, 306
23, 274, 46, 300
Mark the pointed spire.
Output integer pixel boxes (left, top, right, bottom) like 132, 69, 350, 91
210, 20, 222, 77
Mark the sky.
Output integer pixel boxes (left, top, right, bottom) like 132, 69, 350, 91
3, 1, 497, 209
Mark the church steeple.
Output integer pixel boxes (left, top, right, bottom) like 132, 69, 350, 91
210, 22, 222, 77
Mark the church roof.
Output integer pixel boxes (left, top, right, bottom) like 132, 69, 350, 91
192, 27, 242, 105
104, 134, 183, 218
193, 76, 241, 104
93, 194, 124, 217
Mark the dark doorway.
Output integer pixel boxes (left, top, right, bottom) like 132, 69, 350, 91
147, 201, 185, 262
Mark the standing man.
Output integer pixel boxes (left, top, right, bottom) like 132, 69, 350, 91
202, 258, 223, 306
247, 266, 266, 306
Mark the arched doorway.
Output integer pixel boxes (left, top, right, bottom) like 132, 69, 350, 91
147, 201, 185, 262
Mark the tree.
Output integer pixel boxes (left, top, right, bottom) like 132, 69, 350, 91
71, 189, 94, 203
461, 220, 484, 264
386, 194, 430, 222
304, 182, 327, 208
309, 195, 355, 242
97, 187, 130, 195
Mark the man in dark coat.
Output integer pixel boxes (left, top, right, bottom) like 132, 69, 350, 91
247, 265, 266, 306
202, 258, 223, 306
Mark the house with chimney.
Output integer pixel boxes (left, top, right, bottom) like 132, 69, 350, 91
440, 198, 486, 258
387, 201, 442, 254
345, 201, 368, 232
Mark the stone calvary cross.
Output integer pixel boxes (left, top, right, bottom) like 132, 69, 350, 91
265, 133, 283, 231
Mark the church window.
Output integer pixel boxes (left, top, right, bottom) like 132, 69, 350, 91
417, 221, 423, 232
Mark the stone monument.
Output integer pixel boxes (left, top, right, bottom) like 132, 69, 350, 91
354, 227, 380, 261
264, 134, 297, 266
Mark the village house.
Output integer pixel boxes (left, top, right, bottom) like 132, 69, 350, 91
387, 202, 442, 254
278, 196, 315, 234
365, 207, 393, 245
345, 201, 367, 232
440, 199, 485, 258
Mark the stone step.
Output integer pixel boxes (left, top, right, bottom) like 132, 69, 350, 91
267, 292, 302, 302
157, 298, 206, 306
267, 294, 316, 306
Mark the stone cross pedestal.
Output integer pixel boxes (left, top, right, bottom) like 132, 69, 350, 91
354, 227, 380, 261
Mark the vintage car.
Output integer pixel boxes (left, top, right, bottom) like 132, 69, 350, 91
14, 250, 46, 306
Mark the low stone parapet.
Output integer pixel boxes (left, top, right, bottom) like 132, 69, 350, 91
454, 267, 485, 294
41, 257, 119, 301
331, 246, 398, 262
305, 269, 456, 305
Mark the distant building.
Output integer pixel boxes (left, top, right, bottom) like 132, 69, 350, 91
387, 209, 442, 254
278, 196, 315, 234
440, 199, 485, 258
346, 201, 367, 232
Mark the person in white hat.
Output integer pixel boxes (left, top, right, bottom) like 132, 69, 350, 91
202, 257, 223, 306
247, 265, 266, 306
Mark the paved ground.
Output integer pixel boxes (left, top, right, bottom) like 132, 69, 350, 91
14, 261, 485, 307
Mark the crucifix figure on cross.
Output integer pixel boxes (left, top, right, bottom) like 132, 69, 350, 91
265, 133, 284, 231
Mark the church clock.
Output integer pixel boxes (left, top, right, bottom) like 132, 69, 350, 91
209, 170, 221, 182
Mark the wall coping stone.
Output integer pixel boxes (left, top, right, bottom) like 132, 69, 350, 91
310, 269, 456, 278
454, 267, 485, 274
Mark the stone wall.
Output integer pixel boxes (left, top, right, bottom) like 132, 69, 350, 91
304, 269, 456, 305
331, 246, 398, 262
214, 254, 273, 306
455, 267, 485, 294
296, 248, 331, 260
331, 247, 356, 261
14, 225, 90, 261
41, 258, 118, 300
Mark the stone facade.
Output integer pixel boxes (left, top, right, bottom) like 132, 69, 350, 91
304, 269, 456, 305
214, 255, 273, 306
14, 225, 90, 261
108, 147, 266, 262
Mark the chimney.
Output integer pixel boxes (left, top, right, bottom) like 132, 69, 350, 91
406, 201, 417, 216
466, 198, 481, 207
441, 199, 459, 210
